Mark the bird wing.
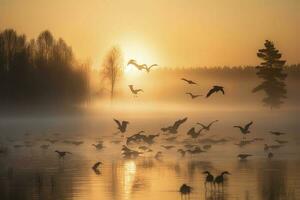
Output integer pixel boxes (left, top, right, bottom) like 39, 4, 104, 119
220, 87, 225, 94
233, 126, 243, 131
206, 88, 216, 98
129, 61, 145, 70
113, 119, 122, 128
127, 59, 136, 65
181, 78, 191, 83
245, 121, 253, 130
208, 120, 218, 127
173, 117, 188, 129
128, 85, 135, 93
149, 64, 158, 70
197, 123, 206, 128
186, 92, 193, 97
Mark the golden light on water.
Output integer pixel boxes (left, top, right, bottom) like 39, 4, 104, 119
123, 160, 137, 200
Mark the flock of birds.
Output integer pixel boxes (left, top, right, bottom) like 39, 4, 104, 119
112, 114, 288, 198
127, 59, 225, 99
0, 59, 290, 199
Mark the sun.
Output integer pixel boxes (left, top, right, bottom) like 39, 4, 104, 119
120, 39, 157, 78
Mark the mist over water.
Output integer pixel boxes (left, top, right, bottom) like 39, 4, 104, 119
0, 106, 299, 200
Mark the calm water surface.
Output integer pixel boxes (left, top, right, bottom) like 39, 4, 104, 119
0, 108, 299, 200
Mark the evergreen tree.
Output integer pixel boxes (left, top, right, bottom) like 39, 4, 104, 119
253, 40, 287, 108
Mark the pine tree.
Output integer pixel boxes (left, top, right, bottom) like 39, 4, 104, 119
253, 40, 287, 108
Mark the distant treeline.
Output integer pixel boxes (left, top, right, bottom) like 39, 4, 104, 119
155, 65, 300, 79
0, 29, 89, 106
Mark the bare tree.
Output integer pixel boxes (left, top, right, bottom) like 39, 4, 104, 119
101, 47, 123, 102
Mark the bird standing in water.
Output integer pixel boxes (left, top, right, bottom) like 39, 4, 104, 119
214, 171, 230, 189
179, 184, 192, 199
203, 171, 214, 188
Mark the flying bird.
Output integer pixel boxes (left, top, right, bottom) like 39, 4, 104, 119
55, 150, 72, 159
161, 117, 188, 134
206, 86, 225, 98
187, 127, 204, 138
185, 92, 202, 99
270, 131, 286, 136
186, 147, 206, 154
197, 120, 219, 131
92, 161, 102, 170
237, 154, 252, 160
144, 64, 158, 72
181, 78, 197, 85
128, 85, 144, 97
233, 121, 253, 137
127, 59, 146, 70
92, 142, 104, 150
114, 119, 129, 133
161, 145, 175, 150
275, 139, 288, 144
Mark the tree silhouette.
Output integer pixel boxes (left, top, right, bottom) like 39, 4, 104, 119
0, 29, 89, 106
252, 40, 287, 108
101, 47, 123, 102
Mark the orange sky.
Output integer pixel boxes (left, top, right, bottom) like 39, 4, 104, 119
1, 0, 299, 68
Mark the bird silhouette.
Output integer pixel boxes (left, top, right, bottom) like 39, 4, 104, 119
161, 145, 175, 150
121, 145, 142, 159
179, 184, 192, 199
177, 149, 186, 157
114, 119, 129, 133
126, 131, 145, 145
127, 59, 146, 70
181, 78, 197, 85
154, 151, 163, 160
92, 142, 104, 150
187, 127, 204, 138
186, 147, 205, 154
203, 171, 214, 187
233, 121, 253, 138
203, 144, 212, 150
237, 154, 252, 160
185, 92, 202, 99
128, 85, 144, 97
92, 161, 102, 170
214, 171, 230, 188
275, 139, 288, 144
270, 131, 286, 136
268, 152, 274, 159
197, 120, 219, 131
206, 86, 225, 98
161, 117, 188, 134
144, 64, 158, 72
46, 139, 58, 144
264, 144, 282, 151
55, 150, 72, 159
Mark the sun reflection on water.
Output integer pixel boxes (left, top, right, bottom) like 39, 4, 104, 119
123, 160, 137, 200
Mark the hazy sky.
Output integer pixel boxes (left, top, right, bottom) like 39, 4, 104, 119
1, 0, 299, 68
